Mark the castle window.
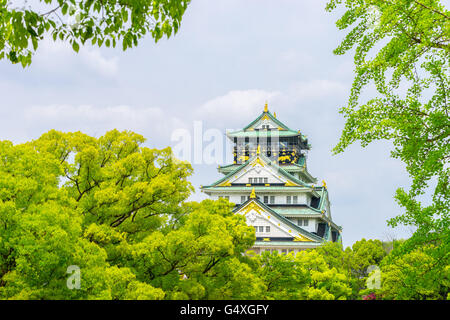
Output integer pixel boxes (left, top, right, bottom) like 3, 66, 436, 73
265, 226, 270, 233
258, 226, 264, 233
311, 196, 320, 208
270, 196, 275, 204
332, 231, 338, 242
293, 195, 298, 204
264, 177, 268, 184
286, 196, 291, 204
263, 196, 269, 204
259, 177, 263, 184
248, 177, 253, 184
298, 219, 309, 226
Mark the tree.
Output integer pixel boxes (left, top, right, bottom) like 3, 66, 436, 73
326, 0, 449, 284
0, 130, 256, 299
314, 239, 387, 299
0, 138, 162, 299
0, 0, 191, 67
121, 199, 259, 300
251, 250, 352, 300
379, 245, 449, 299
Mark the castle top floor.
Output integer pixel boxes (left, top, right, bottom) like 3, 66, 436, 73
226, 103, 311, 165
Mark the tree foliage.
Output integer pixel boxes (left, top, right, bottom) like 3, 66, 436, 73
380, 245, 449, 299
326, 0, 449, 283
0, 130, 255, 299
0, 0, 191, 67
0, 130, 447, 299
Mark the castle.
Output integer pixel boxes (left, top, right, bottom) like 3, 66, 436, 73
201, 103, 342, 254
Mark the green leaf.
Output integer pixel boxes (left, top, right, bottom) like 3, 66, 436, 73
72, 41, 80, 53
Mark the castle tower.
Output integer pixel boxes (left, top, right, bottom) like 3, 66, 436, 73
200, 103, 342, 254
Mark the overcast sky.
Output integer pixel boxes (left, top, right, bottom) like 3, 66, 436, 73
0, 0, 417, 247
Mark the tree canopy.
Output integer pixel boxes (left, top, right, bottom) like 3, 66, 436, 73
326, 0, 449, 284
0, 130, 256, 299
0, 0, 191, 67
3, 130, 446, 300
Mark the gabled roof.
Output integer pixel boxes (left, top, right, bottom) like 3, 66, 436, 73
243, 109, 292, 131
226, 105, 307, 140
226, 130, 302, 139
201, 152, 312, 188
217, 160, 316, 184
202, 160, 248, 188
234, 197, 324, 243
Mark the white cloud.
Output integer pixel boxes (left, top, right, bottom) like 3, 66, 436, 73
24, 104, 187, 144
276, 50, 315, 72
33, 39, 119, 77
79, 49, 119, 77
196, 89, 281, 127
287, 79, 348, 101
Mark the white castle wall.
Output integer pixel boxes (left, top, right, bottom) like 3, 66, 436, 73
217, 192, 311, 206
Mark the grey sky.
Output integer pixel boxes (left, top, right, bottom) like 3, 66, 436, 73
0, 0, 415, 247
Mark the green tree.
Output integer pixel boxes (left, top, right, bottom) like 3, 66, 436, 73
0, 0, 191, 67
0, 130, 257, 299
380, 245, 449, 299
121, 199, 259, 300
315, 239, 386, 299
326, 0, 449, 286
344, 239, 386, 298
0, 139, 161, 299
252, 250, 352, 300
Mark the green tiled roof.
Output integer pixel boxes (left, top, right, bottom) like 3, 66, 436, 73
269, 206, 322, 216
203, 161, 248, 188
202, 152, 313, 189
226, 109, 308, 140
201, 186, 318, 195
217, 164, 241, 175
253, 241, 323, 247
226, 129, 301, 138
243, 109, 292, 131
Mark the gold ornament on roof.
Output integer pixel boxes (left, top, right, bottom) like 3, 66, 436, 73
294, 235, 310, 242
322, 180, 327, 188
273, 112, 277, 118
250, 187, 256, 199
285, 181, 298, 187
264, 101, 268, 113
256, 144, 261, 155
219, 180, 231, 187
242, 202, 263, 215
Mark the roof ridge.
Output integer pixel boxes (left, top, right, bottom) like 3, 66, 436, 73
241, 109, 292, 132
